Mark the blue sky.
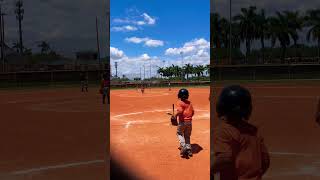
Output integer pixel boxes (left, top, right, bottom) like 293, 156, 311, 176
110, 0, 209, 78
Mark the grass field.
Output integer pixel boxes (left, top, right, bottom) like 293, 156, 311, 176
110, 87, 210, 180
0, 87, 109, 180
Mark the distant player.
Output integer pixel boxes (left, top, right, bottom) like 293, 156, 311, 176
171, 88, 195, 158
80, 71, 88, 92
212, 85, 270, 179
141, 84, 145, 94
100, 73, 109, 104
168, 81, 171, 91
316, 97, 320, 125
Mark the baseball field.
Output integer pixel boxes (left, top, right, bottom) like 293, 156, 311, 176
0, 87, 108, 180
213, 80, 320, 180
110, 87, 210, 180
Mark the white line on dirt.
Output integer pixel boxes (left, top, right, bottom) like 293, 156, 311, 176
270, 151, 320, 157
10, 160, 105, 176
112, 109, 209, 119
255, 95, 318, 99
124, 120, 151, 128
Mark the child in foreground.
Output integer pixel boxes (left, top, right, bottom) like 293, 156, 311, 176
212, 85, 270, 180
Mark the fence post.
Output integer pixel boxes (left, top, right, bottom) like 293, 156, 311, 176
51, 71, 54, 87
288, 65, 291, 80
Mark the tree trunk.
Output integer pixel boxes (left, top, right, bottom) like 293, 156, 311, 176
261, 37, 265, 64
19, 18, 23, 54
246, 39, 250, 64
318, 38, 320, 60
281, 45, 286, 64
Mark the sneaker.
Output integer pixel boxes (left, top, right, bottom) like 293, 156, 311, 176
180, 148, 186, 157
187, 149, 193, 157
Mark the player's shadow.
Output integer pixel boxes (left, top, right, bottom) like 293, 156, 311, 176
191, 143, 203, 154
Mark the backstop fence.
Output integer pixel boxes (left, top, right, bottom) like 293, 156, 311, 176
0, 70, 106, 88
213, 64, 320, 81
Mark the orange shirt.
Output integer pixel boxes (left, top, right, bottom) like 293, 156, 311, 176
176, 99, 194, 121
213, 120, 269, 180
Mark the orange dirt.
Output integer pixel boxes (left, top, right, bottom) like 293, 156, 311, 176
213, 82, 320, 180
0, 88, 108, 180
111, 87, 210, 180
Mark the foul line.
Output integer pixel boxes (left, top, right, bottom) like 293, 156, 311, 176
10, 159, 105, 176
112, 109, 209, 119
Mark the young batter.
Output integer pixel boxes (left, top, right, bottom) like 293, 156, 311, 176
172, 88, 195, 157
212, 85, 270, 180
100, 73, 109, 104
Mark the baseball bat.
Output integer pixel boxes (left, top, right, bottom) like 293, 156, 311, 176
172, 104, 174, 116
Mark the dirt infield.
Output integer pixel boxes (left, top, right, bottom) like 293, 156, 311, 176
0, 88, 108, 180
213, 82, 320, 180
110, 87, 210, 180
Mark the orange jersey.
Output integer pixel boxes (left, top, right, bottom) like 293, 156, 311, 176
176, 99, 194, 121
213, 120, 269, 180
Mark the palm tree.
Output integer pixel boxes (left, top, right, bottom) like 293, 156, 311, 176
234, 6, 258, 62
37, 41, 51, 54
305, 9, 320, 58
269, 12, 292, 63
12, 42, 20, 53
157, 67, 164, 78
255, 9, 270, 63
284, 11, 303, 47
194, 65, 205, 77
183, 63, 193, 80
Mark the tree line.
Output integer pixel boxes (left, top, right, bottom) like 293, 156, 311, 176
157, 64, 209, 80
211, 7, 320, 64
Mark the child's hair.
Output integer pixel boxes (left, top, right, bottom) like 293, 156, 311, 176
216, 85, 252, 121
178, 88, 189, 100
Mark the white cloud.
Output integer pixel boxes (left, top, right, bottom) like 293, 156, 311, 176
165, 38, 210, 56
110, 50, 160, 79
145, 39, 164, 47
164, 38, 210, 66
112, 12, 156, 27
140, 53, 151, 60
110, 47, 125, 60
125, 37, 164, 47
141, 13, 156, 25
111, 25, 138, 32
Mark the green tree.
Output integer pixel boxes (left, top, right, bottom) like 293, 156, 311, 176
269, 12, 292, 62
305, 9, 320, 58
255, 9, 270, 63
183, 63, 193, 80
37, 41, 51, 54
234, 6, 258, 62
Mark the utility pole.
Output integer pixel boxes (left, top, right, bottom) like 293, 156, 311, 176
115, 61, 118, 77
229, 0, 232, 65
149, 60, 151, 79
140, 67, 141, 80
0, 4, 3, 72
96, 16, 101, 71
15, 0, 24, 54
143, 65, 145, 80
1, 11, 5, 73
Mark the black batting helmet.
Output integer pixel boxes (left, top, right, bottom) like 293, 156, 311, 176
216, 85, 252, 121
178, 88, 189, 100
